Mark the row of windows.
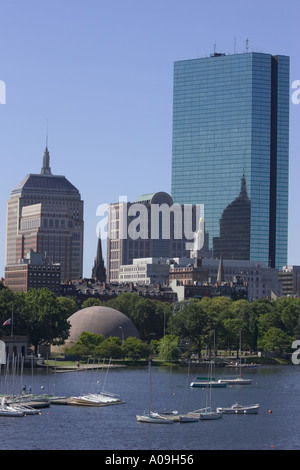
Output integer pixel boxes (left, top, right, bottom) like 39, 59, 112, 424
29, 272, 60, 277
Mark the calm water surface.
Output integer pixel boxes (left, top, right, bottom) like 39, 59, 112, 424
1, 363, 299, 451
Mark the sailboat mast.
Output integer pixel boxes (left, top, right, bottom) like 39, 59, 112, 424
148, 358, 152, 415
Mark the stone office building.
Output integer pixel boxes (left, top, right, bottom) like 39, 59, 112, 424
5, 147, 84, 282
4, 250, 61, 294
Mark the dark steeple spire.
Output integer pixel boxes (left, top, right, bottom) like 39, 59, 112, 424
41, 146, 52, 175
217, 255, 224, 284
239, 174, 249, 199
92, 232, 106, 282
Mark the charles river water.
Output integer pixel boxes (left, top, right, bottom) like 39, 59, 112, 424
0, 362, 299, 452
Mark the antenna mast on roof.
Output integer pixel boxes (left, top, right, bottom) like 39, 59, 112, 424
46, 118, 49, 148
246, 36, 249, 52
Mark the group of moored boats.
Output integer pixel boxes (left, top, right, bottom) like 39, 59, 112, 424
190, 375, 253, 387
136, 401, 260, 424
0, 396, 43, 417
136, 354, 260, 424
0, 388, 125, 416
70, 391, 123, 406
136, 409, 220, 424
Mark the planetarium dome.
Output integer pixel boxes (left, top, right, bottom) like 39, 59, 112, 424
66, 306, 140, 344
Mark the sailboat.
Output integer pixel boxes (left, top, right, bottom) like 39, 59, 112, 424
71, 358, 122, 406
160, 362, 180, 420
190, 375, 227, 388
136, 359, 174, 424
190, 331, 227, 388
0, 397, 25, 417
190, 361, 222, 420
177, 361, 199, 422
162, 362, 199, 422
218, 331, 253, 385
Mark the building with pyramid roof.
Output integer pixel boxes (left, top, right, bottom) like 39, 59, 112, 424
5, 147, 84, 282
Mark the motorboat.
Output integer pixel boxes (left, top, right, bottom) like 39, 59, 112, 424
216, 403, 259, 414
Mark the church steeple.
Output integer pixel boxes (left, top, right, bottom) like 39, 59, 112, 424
92, 232, 106, 282
41, 146, 52, 175
217, 255, 224, 284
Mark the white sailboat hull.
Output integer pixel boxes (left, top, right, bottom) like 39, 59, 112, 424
136, 412, 174, 424
217, 377, 253, 385
199, 411, 222, 420
190, 380, 227, 388
178, 414, 199, 422
189, 407, 222, 420
0, 407, 25, 417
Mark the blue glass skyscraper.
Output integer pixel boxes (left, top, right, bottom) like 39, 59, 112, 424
171, 52, 289, 269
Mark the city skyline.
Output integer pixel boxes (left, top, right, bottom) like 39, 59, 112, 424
0, 1, 299, 278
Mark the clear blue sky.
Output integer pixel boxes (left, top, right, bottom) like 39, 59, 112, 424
0, 0, 299, 278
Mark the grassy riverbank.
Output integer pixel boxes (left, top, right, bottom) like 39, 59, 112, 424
43, 355, 289, 370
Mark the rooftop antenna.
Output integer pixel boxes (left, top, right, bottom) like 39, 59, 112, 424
46, 119, 48, 148
246, 36, 249, 53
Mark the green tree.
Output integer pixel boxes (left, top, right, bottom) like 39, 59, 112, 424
106, 292, 171, 340
77, 331, 105, 348
258, 327, 293, 355
276, 297, 300, 337
223, 318, 244, 356
64, 331, 105, 357
81, 297, 103, 309
257, 310, 283, 338
252, 298, 275, 316
21, 288, 71, 354
230, 300, 258, 351
64, 341, 91, 358
0, 286, 18, 333
128, 298, 162, 341
95, 337, 123, 359
158, 335, 180, 361
106, 292, 141, 320
57, 296, 78, 317
169, 299, 211, 357
122, 336, 151, 360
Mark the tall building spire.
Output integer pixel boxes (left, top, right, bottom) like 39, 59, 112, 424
239, 174, 248, 199
41, 146, 52, 175
92, 232, 106, 282
217, 255, 224, 284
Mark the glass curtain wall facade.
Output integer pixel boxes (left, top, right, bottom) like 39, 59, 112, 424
171, 52, 289, 269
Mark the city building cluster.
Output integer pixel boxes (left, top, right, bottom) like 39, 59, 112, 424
3, 50, 298, 302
